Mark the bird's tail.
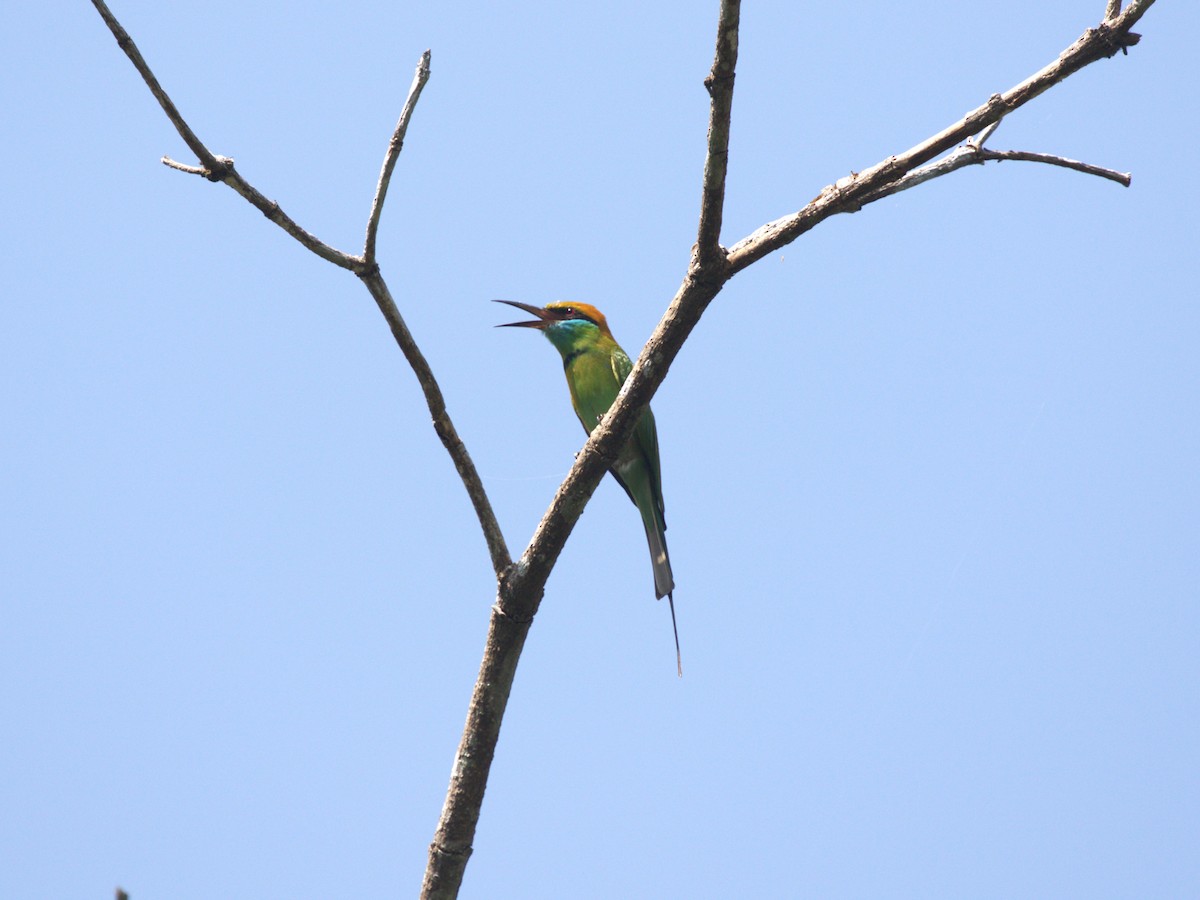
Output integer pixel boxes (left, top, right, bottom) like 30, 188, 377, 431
643, 517, 681, 677
666, 592, 681, 678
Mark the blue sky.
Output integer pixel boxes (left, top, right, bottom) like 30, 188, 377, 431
3, 2, 1196, 897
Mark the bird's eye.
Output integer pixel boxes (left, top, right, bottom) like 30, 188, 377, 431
563, 307, 575, 316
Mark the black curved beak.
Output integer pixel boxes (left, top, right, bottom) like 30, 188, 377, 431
494, 299, 554, 329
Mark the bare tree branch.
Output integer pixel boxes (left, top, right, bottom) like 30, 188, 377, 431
696, 0, 740, 265
221, 169, 364, 270
726, 0, 1152, 274
365, 50, 432, 265
420, 601, 532, 898
359, 269, 512, 574
420, 3, 742, 897
423, 2, 1154, 894
91, 3, 511, 576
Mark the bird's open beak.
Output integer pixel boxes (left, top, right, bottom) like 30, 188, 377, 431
494, 299, 554, 329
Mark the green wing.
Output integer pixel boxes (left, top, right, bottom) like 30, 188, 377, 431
610, 347, 666, 527
609, 346, 633, 386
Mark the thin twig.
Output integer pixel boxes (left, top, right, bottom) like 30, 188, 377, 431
365, 50, 433, 265
970, 120, 1003, 149
1106, 0, 1123, 20
977, 148, 1131, 186
725, 0, 1153, 274
161, 156, 215, 176
695, 0, 740, 266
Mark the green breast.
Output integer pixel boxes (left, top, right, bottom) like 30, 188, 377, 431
565, 348, 622, 434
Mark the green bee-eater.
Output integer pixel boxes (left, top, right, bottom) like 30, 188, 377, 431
496, 300, 680, 675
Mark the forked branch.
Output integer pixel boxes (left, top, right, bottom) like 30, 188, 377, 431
725, 0, 1152, 274
512, 0, 1152, 630
425, 2, 1152, 890
90, 0, 511, 576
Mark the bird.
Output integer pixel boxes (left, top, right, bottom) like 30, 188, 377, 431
495, 300, 681, 675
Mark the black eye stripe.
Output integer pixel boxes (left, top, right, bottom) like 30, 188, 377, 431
551, 305, 598, 325
563, 307, 594, 323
